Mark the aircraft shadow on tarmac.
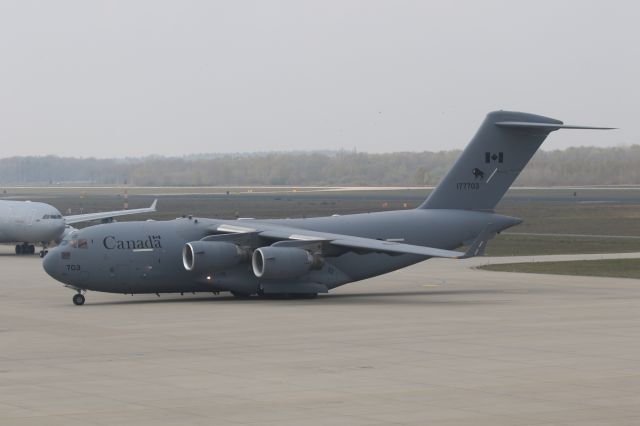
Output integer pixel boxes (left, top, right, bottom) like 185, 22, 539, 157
80, 289, 521, 307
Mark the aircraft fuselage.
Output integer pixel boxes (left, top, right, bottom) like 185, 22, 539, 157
43, 209, 521, 295
0, 200, 65, 244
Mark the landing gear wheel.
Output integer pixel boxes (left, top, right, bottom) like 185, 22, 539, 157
15, 244, 33, 255
230, 291, 251, 299
72, 293, 85, 306
39, 250, 48, 258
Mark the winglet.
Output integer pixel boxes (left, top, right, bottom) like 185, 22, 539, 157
457, 224, 495, 259
150, 199, 158, 211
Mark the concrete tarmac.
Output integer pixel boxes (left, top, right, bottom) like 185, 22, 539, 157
1, 246, 640, 425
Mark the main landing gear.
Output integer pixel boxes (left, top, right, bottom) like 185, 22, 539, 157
72, 292, 85, 306
15, 243, 35, 255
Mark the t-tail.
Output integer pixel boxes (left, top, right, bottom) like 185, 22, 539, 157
419, 110, 614, 211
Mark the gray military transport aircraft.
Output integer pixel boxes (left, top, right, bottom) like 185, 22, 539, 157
0, 199, 157, 257
43, 111, 612, 305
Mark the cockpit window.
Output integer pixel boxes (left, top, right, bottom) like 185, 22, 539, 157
68, 239, 88, 249
64, 231, 79, 241
42, 214, 63, 219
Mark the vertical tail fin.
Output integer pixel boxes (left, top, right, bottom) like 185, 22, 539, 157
419, 110, 613, 211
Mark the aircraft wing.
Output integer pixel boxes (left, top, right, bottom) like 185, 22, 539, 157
330, 229, 490, 259
64, 199, 157, 225
218, 222, 492, 259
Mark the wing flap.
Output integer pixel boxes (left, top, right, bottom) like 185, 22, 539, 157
330, 238, 465, 258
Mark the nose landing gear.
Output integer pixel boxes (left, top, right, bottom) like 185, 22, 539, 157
72, 293, 85, 306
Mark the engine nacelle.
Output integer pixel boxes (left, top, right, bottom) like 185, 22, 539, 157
183, 241, 249, 273
252, 246, 322, 280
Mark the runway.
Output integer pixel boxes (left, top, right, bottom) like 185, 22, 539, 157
2, 247, 640, 425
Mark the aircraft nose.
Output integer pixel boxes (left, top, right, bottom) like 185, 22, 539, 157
42, 248, 61, 280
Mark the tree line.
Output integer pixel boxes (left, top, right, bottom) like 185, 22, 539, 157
1, 145, 639, 186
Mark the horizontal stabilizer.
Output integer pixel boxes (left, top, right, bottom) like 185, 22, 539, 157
495, 121, 616, 131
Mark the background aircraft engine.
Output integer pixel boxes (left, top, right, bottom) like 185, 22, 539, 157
182, 241, 249, 273
252, 246, 322, 280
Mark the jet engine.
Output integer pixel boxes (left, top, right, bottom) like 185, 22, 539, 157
252, 246, 323, 280
182, 241, 250, 273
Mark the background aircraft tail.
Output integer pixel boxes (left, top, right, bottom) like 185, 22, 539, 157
419, 110, 612, 211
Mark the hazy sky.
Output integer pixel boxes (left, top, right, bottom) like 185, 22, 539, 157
0, 0, 637, 158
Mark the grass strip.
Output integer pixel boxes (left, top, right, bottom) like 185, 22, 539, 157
479, 258, 640, 279
485, 234, 640, 256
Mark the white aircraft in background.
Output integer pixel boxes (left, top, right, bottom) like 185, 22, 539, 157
0, 199, 157, 256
